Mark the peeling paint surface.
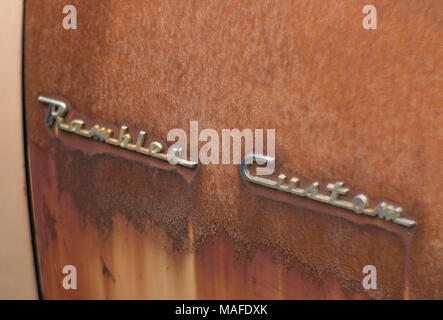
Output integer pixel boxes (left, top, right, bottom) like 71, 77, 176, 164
24, 0, 442, 299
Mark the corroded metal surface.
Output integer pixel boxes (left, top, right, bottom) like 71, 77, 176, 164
24, 0, 442, 299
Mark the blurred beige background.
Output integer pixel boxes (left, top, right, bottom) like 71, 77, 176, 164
0, 0, 38, 299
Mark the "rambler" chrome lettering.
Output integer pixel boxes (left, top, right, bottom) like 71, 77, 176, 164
38, 96, 197, 169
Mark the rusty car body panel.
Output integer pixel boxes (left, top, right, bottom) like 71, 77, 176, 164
24, 0, 442, 299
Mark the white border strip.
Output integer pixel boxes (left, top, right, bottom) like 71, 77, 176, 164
0, 0, 38, 299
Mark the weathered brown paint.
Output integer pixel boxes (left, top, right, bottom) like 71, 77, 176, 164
24, 0, 442, 299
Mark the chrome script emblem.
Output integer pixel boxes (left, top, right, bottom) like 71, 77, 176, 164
240, 154, 416, 228
38, 96, 197, 168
